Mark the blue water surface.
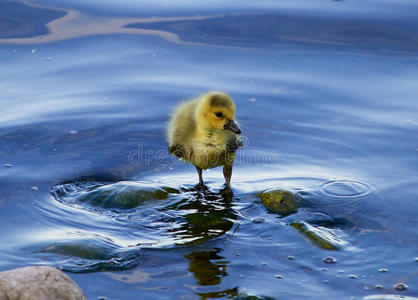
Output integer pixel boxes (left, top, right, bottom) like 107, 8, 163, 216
0, 0, 417, 299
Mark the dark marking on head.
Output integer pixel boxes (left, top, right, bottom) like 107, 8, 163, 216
210, 94, 232, 108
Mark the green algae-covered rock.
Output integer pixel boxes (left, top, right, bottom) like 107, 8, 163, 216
258, 189, 301, 215
36, 238, 143, 272
40, 242, 109, 260
291, 221, 348, 250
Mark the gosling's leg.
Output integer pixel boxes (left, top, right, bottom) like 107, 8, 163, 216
195, 166, 204, 186
223, 164, 233, 187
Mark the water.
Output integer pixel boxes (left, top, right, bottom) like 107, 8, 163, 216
1, 0, 418, 299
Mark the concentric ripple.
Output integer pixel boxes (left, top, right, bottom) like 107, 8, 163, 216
307, 179, 376, 208
318, 180, 373, 199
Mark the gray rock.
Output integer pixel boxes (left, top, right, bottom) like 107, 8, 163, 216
0, 266, 86, 300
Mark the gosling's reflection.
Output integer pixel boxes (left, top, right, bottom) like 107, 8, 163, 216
167, 187, 237, 245
185, 248, 238, 299
185, 248, 227, 285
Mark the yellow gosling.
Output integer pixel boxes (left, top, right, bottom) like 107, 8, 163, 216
167, 92, 242, 187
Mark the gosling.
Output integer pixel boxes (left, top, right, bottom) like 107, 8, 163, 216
167, 92, 242, 187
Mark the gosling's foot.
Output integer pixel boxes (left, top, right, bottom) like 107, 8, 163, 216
194, 182, 208, 191
220, 185, 233, 201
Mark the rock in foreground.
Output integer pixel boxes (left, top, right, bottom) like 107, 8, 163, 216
0, 266, 86, 300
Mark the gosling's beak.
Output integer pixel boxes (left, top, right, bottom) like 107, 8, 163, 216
224, 119, 241, 134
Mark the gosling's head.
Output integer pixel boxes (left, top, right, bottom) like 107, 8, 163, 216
197, 92, 241, 134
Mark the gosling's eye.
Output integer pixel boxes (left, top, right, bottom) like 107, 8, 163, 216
215, 112, 223, 118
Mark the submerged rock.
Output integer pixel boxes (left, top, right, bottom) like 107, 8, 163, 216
37, 238, 143, 273
291, 221, 347, 250
77, 182, 179, 209
258, 189, 301, 215
0, 266, 86, 300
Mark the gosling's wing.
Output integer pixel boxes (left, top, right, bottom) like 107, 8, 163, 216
167, 99, 198, 147
226, 135, 243, 153
168, 143, 186, 159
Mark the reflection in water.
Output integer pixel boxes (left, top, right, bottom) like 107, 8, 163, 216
0, 0, 218, 45
1, 1, 416, 54
131, 13, 418, 52
185, 248, 239, 299
185, 249, 228, 286
0, 1, 66, 38
196, 288, 239, 300
166, 187, 236, 245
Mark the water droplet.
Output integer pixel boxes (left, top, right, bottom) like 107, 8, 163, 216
236, 253, 241, 256
253, 218, 264, 224
31, 49, 37, 54
275, 274, 283, 279
323, 256, 337, 264
31, 186, 39, 191
288, 255, 295, 260
98, 297, 107, 300
248, 98, 256, 102
378, 268, 388, 273
349, 274, 357, 279
337, 269, 345, 274
4, 163, 12, 168
394, 283, 408, 291
323, 280, 329, 283
375, 284, 383, 289
69, 130, 78, 135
